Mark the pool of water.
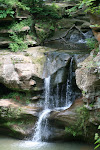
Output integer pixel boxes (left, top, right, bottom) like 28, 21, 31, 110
0, 136, 95, 150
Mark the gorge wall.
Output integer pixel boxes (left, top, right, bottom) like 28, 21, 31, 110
0, 46, 99, 143
0, 0, 100, 144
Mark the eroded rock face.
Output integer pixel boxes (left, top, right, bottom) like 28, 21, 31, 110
75, 51, 100, 103
0, 47, 72, 92
43, 52, 71, 78
0, 47, 46, 91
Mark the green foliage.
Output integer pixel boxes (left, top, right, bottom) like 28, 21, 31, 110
86, 38, 97, 50
0, 0, 61, 51
95, 126, 100, 149
66, 0, 100, 16
86, 37, 99, 56
9, 32, 28, 52
77, 106, 90, 135
31, 4, 61, 19
2, 92, 24, 101
78, 0, 100, 14
90, 24, 100, 28
21, 0, 61, 19
65, 6, 77, 16
65, 106, 90, 137
65, 126, 82, 137
0, 0, 29, 11
82, 90, 86, 94
10, 17, 33, 32
8, 17, 34, 52
2, 92, 31, 104
0, 106, 23, 118
0, 8, 14, 18
34, 19, 56, 43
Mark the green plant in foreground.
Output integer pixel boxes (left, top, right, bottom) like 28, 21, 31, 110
95, 126, 100, 149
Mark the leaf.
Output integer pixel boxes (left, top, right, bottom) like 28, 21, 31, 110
98, 126, 100, 130
94, 144, 100, 149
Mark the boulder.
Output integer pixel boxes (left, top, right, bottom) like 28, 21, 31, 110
76, 51, 100, 103
43, 52, 71, 78
0, 47, 46, 91
48, 98, 100, 142
0, 99, 40, 139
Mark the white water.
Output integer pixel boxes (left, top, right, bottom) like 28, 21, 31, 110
33, 76, 51, 142
33, 109, 51, 142
56, 83, 59, 107
44, 76, 51, 109
66, 57, 73, 107
33, 58, 75, 141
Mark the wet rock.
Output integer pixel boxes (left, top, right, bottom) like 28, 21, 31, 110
43, 52, 71, 77
49, 98, 83, 127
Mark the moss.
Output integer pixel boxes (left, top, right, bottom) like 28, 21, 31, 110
0, 106, 24, 119
0, 111, 37, 139
65, 106, 90, 138
32, 56, 45, 64
65, 126, 83, 137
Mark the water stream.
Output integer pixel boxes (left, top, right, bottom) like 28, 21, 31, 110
33, 58, 75, 142
44, 76, 51, 109
33, 76, 51, 142
33, 109, 51, 142
66, 57, 74, 107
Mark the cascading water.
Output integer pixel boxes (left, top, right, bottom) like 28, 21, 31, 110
33, 57, 77, 142
44, 76, 51, 109
33, 109, 51, 141
33, 76, 51, 142
66, 57, 74, 107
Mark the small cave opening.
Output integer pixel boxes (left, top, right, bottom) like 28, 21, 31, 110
0, 83, 13, 98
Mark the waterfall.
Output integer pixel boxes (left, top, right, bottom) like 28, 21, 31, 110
66, 57, 74, 108
44, 76, 51, 109
33, 76, 51, 142
33, 57, 75, 142
56, 83, 59, 108
33, 109, 51, 142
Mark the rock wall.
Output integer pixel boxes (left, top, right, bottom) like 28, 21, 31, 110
0, 1, 99, 142
45, 51, 100, 143
76, 51, 100, 104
